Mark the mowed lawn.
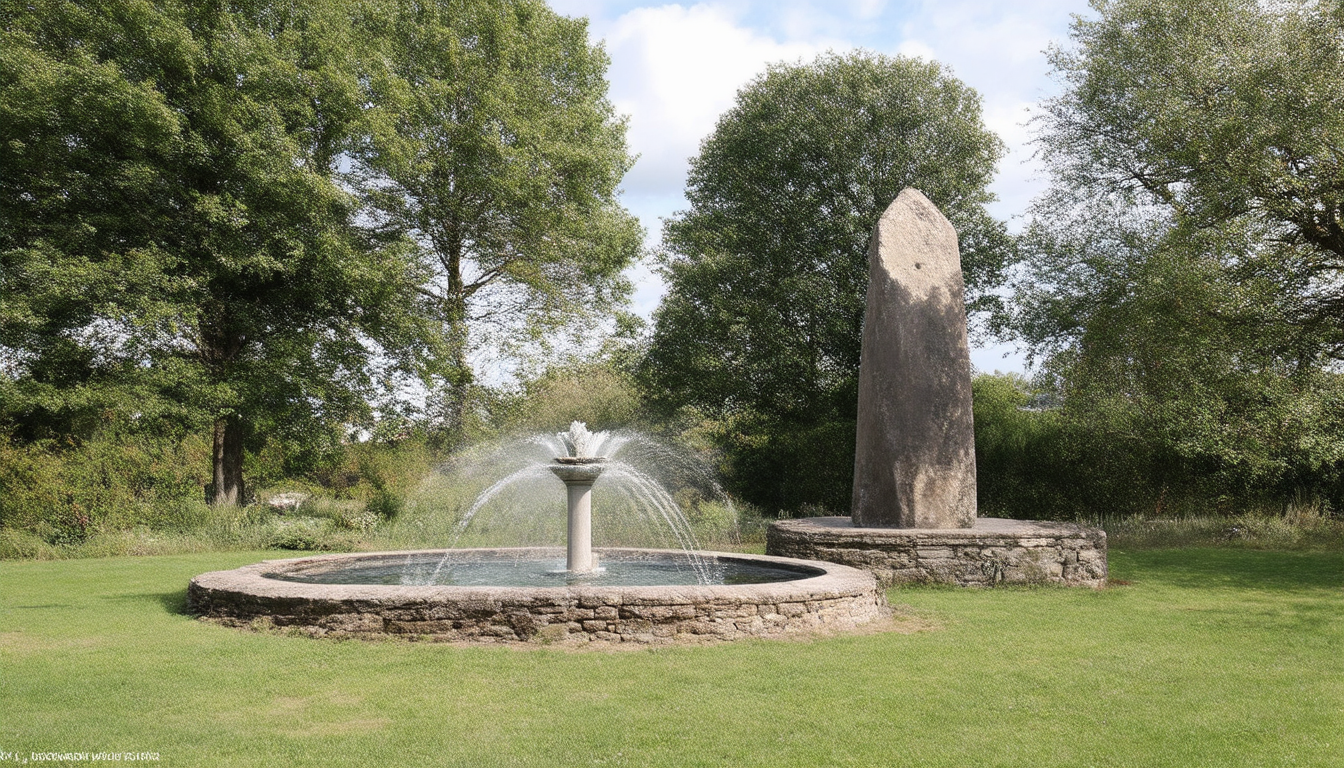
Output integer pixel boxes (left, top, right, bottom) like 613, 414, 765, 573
1, 548, 1340, 767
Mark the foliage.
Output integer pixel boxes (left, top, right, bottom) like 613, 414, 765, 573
495, 359, 644, 434
702, 413, 857, 517
0, 0, 444, 504
1034, 0, 1344, 357
0, 413, 441, 550
1095, 499, 1344, 551
1011, 0, 1344, 512
352, 0, 643, 429
0, 0, 648, 500
1040, 0, 1344, 351
971, 374, 1075, 518
641, 51, 1010, 513
0, 431, 211, 543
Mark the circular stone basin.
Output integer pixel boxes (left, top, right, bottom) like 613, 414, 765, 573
264, 549, 816, 587
189, 547, 887, 644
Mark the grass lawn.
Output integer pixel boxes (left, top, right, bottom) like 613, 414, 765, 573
1, 548, 1340, 767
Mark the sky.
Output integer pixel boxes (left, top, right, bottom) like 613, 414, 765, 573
546, 0, 1095, 374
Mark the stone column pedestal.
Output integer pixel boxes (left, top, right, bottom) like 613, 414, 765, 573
550, 460, 607, 574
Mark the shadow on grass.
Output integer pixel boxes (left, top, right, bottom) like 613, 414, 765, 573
100, 590, 191, 615
158, 589, 190, 615
1119, 548, 1344, 592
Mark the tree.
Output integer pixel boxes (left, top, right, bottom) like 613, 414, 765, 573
1013, 0, 1344, 510
0, 0, 441, 505
639, 51, 1011, 513
352, 0, 643, 433
1018, 199, 1344, 509
1036, 0, 1344, 359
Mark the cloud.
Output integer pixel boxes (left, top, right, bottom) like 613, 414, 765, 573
982, 100, 1040, 223
580, 1, 1085, 227
852, 0, 887, 20
599, 4, 821, 199
886, 1, 1084, 223
896, 39, 935, 60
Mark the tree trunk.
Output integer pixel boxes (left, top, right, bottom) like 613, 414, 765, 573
209, 415, 246, 506
437, 231, 474, 441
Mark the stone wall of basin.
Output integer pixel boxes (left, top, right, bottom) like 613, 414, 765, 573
767, 517, 1108, 588
188, 549, 889, 644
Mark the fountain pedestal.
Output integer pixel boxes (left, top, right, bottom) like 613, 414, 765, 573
550, 460, 607, 574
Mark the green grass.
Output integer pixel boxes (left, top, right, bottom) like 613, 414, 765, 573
1098, 509, 1344, 551
2, 548, 1340, 766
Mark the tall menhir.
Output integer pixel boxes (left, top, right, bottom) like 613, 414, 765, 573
851, 188, 977, 528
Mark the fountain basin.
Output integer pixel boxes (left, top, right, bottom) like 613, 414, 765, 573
189, 548, 888, 644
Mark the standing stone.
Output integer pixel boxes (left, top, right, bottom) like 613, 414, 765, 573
851, 189, 976, 528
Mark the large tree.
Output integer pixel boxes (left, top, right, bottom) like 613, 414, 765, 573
1013, 0, 1344, 508
640, 52, 1010, 513
1033, 0, 1344, 358
352, 0, 643, 431
0, 0, 441, 505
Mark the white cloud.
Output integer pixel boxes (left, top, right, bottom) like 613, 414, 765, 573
851, 0, 887, 20
600, 4, 821, 199
886, 2, 1077, 226
582, 0, 1088, 231
982, 99, 1040, 224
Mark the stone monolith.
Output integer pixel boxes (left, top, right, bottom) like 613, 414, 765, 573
851, 189, 976, 528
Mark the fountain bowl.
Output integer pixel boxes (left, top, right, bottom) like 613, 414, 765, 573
189, 547, 888, 645
553, 456, 609, 465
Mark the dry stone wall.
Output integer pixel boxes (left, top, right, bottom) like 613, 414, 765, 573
768, 517, 1107, 588
188, 550, 889, 645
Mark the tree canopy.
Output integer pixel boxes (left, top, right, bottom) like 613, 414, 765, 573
1033, 0, 1344, 358
1011, 0, 1344, 509
0, 0, 638, 504
640, 51, 1010, 513
353, 0, 643, 428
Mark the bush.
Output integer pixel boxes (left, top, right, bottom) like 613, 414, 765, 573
0, 425, 435, 558
710, 413, 855, 517
972, 374, 1078, 518
972, 373, 1344, 520
366, 489, 403, 521
0, 431, 211, 540
264, 518, 334, 551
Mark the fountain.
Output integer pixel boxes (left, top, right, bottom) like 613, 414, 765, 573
189, 423, 888, 644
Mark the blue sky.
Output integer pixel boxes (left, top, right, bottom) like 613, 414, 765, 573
547, 0, 1096, 373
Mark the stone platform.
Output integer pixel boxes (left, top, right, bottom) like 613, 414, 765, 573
767, 517, 1107, 588
188, 548, 889, 645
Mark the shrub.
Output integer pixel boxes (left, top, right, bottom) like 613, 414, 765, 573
0, 431, 210, 539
